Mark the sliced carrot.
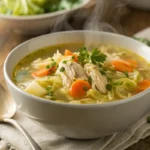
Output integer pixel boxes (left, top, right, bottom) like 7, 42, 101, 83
32, 66, 56, 78
136, 80, 150, 93
111, 59, 136, 72
70, 79, 91, 98
126, 59, 138, 68
64, 49, 74, 56
64, 49, 78, 62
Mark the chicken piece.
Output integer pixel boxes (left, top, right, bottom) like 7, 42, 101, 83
58, 72, 72, 89
70, 62, 88, 80
84, 63, 108, 94
56, 61, 88, 88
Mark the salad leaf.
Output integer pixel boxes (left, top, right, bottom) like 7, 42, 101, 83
134, 37, 150, 46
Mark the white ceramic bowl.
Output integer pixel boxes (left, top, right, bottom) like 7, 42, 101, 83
0, 0, 90, 35
128, 0, 150, 10
4, 31, 150, 139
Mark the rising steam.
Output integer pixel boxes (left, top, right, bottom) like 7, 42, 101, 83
52, 0, 129, 33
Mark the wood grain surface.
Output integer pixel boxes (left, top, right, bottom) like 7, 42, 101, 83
0, 4, 150, 150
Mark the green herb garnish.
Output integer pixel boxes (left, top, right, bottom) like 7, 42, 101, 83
83, 86, 88, 91
72, 56, 75, 59
63, 60, 67, 64
78, 47, 90, 64
46, 86, 53, 96
45, 61, 57, 69
100, 70, 106, 75
78, 47, 107, 65
51, 61, 57, 67
60, 67, 65, 72
124, 71, 129, 78
88, 76, 92, 84
91, 48, 107, 64
46, 65, 50, 69
106, 84, 112, 91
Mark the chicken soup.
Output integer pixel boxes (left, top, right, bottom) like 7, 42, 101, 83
13, 43, 150, 104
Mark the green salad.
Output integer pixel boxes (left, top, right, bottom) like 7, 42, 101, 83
134, 37, 150, 47
0, 0, 82, 16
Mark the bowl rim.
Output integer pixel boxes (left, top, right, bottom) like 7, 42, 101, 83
4, 30, 150, 108
0, 0, 91, 20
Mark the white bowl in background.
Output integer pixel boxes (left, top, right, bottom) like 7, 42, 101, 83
4, 31, 150, 139
0, 0, 90, 35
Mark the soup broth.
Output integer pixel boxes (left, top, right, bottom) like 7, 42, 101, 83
13, 43, 150, 104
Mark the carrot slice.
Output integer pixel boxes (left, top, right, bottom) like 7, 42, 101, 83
126, 59, 138, 68
65, 49, 74, 56
64, 49, 78, 62
32, 66, 56, 78
70, 79, 91, 98
111, 60, 136, 72
136, 80, 150, 93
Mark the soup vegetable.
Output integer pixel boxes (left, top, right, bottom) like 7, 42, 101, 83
0, 0, 82, 16
13, 44, 150, 104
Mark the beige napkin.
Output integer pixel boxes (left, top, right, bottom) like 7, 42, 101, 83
0, 110, 150, 150
1, 28, 150, 150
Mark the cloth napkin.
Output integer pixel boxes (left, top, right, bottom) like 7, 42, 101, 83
1, 28, 150, 150
0, 110, 150, 150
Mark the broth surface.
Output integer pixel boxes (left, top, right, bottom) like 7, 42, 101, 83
13, 43, 150, 104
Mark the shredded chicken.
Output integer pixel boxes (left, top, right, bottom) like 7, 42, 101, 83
84, 63, 108, 94
56, 61, 88, 88
105, 52, 122, 61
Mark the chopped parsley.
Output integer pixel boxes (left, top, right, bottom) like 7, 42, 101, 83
106, 84, 112, 91
100, 70, 106, 75
63, 60, 67, 64
88, 76, 92, 84
91, 48, 107, 64
124, 71, 129, 78
72, 56, 75, 59
60, 67, 65, 72
51, 61, 57, 67
46, 65, 50, 69
46, 86, 53, 96
78, 47, 107, 65
78, 47, 90, 64
83, 86, 88, 91
45, 61, 57, 69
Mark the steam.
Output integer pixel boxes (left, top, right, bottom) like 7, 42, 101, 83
52, 0, 129, 32
51, 0, 130, 47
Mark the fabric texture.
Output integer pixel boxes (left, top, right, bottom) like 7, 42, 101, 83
0, 110, 150, 150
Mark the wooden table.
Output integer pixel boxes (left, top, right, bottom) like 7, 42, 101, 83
0, 5, 150, 150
